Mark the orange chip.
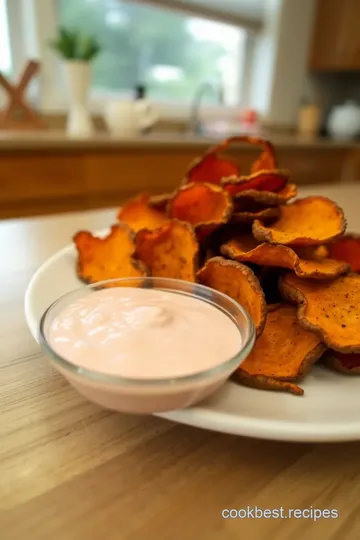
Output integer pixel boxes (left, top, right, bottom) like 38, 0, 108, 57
73, 224, 147, 284
253, 196, 346, 246
234, 184, 297, 207
235, 371, 306, 395
295, 245, 329, 261
313, 245, 329, 259
184, 136, 278, 185
251, 148, 277, 173
280, 272, 360, 353
196, 256, 266, 336
148, 192, 173, 212
327, 234, 360, 272
185, 153, 239, 185
117, 193, 167, 233
168, 182, 232, 240
222, 170, 289, 197
135, 220, 198, 282
324, 350, 360, 374
231, 207, 279, 224
221, 234, 350, 279
219, 135, 278, 172
236, 305, 325, 396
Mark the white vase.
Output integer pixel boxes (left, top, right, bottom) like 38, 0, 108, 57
64, 60, 94, 137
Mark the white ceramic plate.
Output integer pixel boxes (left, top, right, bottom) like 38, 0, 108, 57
25, 239, 360, 443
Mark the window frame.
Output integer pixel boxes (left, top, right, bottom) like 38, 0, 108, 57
5, 0, 254, 120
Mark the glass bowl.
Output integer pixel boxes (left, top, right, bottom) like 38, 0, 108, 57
39, 277, 255, 414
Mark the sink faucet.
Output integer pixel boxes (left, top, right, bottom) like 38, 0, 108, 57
188, 80, 224, 135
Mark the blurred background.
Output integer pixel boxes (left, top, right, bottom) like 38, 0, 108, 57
1, 0, 360, 219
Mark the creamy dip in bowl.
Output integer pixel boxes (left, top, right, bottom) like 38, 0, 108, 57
39, 277, 255, 414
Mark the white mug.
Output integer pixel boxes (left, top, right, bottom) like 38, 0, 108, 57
104, 99, 158, 137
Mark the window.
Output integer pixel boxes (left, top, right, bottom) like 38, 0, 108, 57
58, 0, 248, 107
0, 0, 11, 76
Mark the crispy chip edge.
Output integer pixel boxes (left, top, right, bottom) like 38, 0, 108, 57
73, 222, 148, 284
221, 239, 350, 279
235, 370, 304, 396
252, 196, 347, 246
279, 273, 360, 353
196, 256, 267, 337
230, 207, 280, 224
233, 184, 297, 206
168, 182, 233, 234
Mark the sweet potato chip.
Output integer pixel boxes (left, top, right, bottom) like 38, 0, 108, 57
117, 193, 167, 233
324, 350, 360, 374
251, 148, 277, 173
185, 136, 278, 185
234, 184, 297, 207
295, 245, 329, 261
222, 170, 289, 197
185, 153, 239, 185
327, 234, 360, 272
73, 224, 147, 284
221, 235, 350, 279
148, 192, 172, 212
253, 196, 346, 246
220, 136, 278, 172
235, 371, 305, 396
313, 245, 329, 259
135, 220, 198, 282
280, 272, 360, 353
231, 207, 280, 224
196, 256, 266, 336
236, 304, 326, 396
168, 182, 233, 240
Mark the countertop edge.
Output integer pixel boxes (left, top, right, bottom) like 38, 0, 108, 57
0, 132, 357, 152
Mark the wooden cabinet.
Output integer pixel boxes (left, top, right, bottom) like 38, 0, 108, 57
309, 0, 360, 70
0, 143, 355, 220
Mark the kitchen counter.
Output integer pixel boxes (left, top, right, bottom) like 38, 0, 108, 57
0, 130, 358, 151
0, 130, 358, 219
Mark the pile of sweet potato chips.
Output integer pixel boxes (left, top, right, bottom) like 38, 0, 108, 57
73, 136, 360, 396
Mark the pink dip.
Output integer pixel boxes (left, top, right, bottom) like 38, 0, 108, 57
48, 287, 241, 379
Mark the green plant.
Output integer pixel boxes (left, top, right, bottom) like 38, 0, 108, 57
49, 27, 101, 61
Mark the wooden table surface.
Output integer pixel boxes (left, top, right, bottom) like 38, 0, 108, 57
2, 184, 360, 540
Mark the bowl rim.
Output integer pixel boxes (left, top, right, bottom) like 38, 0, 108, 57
38, 276, 255, 386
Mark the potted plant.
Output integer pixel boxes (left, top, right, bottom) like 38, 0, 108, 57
50, 27, 101, 137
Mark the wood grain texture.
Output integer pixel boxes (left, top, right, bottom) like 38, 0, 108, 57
0, 145, 354, 219
309, 0, 360, 70
2, 185, 360, 539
